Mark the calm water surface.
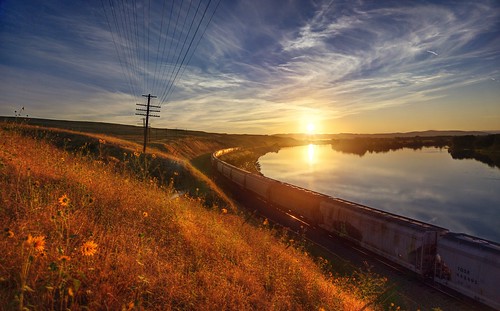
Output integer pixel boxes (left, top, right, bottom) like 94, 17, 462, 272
258, 145, 500, 242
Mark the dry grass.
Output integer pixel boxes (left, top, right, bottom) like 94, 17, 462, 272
0, 124, 382, 310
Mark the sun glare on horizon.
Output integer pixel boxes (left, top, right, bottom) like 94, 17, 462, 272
306, 123, 315, 134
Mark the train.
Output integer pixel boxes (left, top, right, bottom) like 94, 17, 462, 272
212, 148, 500, 310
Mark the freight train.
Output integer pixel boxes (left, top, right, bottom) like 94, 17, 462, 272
212, 148, 500, 310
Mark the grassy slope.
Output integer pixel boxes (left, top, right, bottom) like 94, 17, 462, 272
0, 123, 380, 310
0, 117, 301, 160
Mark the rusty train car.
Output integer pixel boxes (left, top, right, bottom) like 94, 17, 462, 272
212, 148, 500, 310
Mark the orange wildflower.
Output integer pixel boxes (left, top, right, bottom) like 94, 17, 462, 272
26, 234, 46, 253
58, 194, 70, 207
81, 240, 98, 256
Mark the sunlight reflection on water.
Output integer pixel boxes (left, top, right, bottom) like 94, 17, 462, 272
259, 145, 500, 242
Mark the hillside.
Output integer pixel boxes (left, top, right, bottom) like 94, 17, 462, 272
1, 117, 301, 160
0, 122, 384, 310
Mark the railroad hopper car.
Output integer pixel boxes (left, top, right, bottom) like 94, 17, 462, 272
318, 199, 447, 275
434, 233, 500, 309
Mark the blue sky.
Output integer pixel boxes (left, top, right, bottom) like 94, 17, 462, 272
1, 0, 499, 134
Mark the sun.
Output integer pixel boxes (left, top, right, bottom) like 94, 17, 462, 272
306, 123, 315, 134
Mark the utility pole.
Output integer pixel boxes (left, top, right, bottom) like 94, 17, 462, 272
136, 94, 159, 153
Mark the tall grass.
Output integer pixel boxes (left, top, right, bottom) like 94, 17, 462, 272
0, 124, 384, 310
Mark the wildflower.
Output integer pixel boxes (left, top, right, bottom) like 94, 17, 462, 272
221, 208, 228, 214
68, 287, 74, 297
59, 255, 71, 262
151, 153, 157, 159
134, 151, 140, 157
142, 212, 149, 218
4, 228, 14, 238
81, 240, 98, 256
26, 234, 46, 253
263, 218, 269, 226
58, 194, 70, 207
126, 301, 135, 310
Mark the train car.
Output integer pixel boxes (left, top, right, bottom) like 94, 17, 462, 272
221, 163, 232, 179
230, 166, 246, 187
434, 233, 500, 309
245, 173, 272, 198
318, 198, 447, 275
268, 182, 324, 224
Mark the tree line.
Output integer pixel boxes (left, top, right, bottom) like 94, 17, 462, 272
330, 135, 500, 169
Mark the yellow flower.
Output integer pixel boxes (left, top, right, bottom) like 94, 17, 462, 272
221, 208, 228, 214
263, 218, 269, 226
68, 287, 74, 297
26, 234, 46, 253
81, 240, 98, 256
134, 151, 140, 157
58, 194, 70, 207
142, 212, 149, 218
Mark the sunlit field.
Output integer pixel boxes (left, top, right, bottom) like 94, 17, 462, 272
0, 122, 390, 310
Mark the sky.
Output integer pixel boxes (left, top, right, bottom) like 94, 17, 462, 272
1, 0, 499, 135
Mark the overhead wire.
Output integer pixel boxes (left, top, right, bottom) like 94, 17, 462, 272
101, 0, 223, 110
153, 0, 182, 103
100, 0, 137, 100
158, 0, 196, 103
161, 0, 221, 104
158, 0, 203, 103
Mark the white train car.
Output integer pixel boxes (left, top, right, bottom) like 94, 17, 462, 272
434, 233, 500, 309
318, 198, 447, 275
268, 182, 323, 222
245, 173, 272, 198
230, 167, 246, 187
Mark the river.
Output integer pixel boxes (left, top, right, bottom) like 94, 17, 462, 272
258, 144, 500, 243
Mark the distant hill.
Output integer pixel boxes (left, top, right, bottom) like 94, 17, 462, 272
276, 130, 496, 140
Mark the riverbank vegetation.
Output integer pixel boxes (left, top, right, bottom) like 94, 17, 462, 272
330, 135, 500, 168
0, 122, 388, 310
448, 134, 500, 169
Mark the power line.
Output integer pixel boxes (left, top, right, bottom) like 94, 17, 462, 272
101, 0, 223, 122
162, 0, 219, 103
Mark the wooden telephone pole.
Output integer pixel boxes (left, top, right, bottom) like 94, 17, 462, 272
136, 94, 160, 153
